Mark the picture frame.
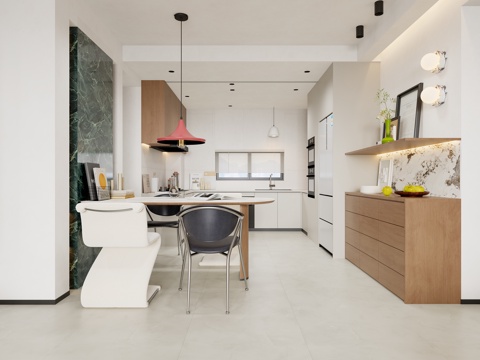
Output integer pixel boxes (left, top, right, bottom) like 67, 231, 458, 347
382, 117, 400, 140
395, 83, 423, 139
377, 159, 393, 188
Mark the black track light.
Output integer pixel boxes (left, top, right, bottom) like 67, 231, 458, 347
375, 1, 384, 16
356, 25, 364, 39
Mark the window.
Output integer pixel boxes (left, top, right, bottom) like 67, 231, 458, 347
216, 151, 284, 180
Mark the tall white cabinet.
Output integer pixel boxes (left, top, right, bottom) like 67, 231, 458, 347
307, 62, 380, 258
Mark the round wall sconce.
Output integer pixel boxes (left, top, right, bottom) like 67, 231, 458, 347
420, 51, 447, 73
421, 85, 447, 106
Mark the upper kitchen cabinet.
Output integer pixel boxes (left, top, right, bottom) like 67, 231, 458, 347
141, 80, 186, 146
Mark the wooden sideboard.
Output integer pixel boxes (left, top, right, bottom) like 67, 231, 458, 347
345, 192, 460, 304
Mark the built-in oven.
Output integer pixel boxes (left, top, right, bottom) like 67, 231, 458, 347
307, 136, 315, 198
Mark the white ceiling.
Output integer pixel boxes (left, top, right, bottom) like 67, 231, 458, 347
82, 0, 438, 109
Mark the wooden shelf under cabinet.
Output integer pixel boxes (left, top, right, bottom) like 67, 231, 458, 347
345, 138, 460, 155
345, 192, 460, 304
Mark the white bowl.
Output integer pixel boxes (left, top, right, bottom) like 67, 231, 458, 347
360, 185, 382, 194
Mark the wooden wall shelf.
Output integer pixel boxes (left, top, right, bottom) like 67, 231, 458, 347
345, 138, 460, 155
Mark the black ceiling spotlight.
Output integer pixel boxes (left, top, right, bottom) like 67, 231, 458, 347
375, 1, 384, 16
356, 25, 364, 39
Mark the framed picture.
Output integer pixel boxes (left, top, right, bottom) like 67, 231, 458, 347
382, 117, 400, 140
377, 159, 393, 188
395, 83, 423, 139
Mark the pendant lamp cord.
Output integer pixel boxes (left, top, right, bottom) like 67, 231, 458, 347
179, 19, 183, 120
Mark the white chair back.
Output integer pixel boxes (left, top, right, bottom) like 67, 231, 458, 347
76, 202, 149, 247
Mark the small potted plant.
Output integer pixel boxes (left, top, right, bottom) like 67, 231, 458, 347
376, 89, 396, 144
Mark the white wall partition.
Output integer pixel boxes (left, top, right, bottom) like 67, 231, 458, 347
374, 0, 479, 300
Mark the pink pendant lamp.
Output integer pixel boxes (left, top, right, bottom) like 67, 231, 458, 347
157, 13, 205, 147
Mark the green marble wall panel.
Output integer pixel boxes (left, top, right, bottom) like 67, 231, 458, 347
69, 27, 113, 289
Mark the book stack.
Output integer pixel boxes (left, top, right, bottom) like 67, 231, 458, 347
110, 189, 135, 199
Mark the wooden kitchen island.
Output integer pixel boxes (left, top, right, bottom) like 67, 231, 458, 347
108, 195, 275, 280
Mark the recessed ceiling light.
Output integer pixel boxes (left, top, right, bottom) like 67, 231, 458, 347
294, 89, 299, 91
304, 70, 310, 73
185, 95, 189, 98
228, 105, 232, 107
230, 89, 235, 91
229, 83, 235, 86
169, 70, 175, 73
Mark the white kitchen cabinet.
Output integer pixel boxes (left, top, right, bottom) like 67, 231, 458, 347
254, 192, 277, 228
277, 192, 302, 228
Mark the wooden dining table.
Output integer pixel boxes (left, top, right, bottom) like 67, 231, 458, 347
108, 195, 274, 279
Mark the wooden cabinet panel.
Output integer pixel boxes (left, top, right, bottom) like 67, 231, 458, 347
378, 221, 405, 251
378, 242, 405, 275
345, 192, 460, 304
346, 244, 378, 280
377, 200, 405, 227
345, 212, 378, 240
379, 263, 405, 300
345, 227, 378, 260
141, 80, 186, 145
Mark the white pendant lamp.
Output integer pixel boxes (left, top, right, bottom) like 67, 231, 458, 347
268, 108, 279, 138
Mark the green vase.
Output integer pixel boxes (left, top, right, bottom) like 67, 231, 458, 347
382, 119, 394, 144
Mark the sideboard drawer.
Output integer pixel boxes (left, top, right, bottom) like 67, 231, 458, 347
379, 262, 405, 300
378, 242, 405, 275
346, 243, 379, 280
345, 227, 378, 260
345, 212, 379, 239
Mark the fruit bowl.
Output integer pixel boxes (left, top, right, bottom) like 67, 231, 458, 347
394, 191, 430, 197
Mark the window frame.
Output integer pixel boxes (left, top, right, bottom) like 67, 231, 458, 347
215, 151, 284, 181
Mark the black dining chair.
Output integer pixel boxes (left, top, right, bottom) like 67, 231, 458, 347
146, 194, 182, 255
177, 205, 248, 314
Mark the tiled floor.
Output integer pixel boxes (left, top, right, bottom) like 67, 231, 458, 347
1, 231, 479, 360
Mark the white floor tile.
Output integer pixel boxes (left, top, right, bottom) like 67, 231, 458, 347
0, 231, 479, 360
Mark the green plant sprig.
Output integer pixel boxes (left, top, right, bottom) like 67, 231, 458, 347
376, 89, 396, 121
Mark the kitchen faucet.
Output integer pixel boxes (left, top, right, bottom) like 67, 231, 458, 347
269, 174, 275, 190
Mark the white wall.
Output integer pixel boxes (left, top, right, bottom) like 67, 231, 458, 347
0, 0, 128, 301
164, 108, 308, 191
374, 0, 479, 300
460, 5, 480, 300
306, 63, 380, 258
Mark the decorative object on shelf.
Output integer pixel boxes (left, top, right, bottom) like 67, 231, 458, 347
356, 25, 364, 39
421, 51, 447, 73
383, 116, 400, 141
377, 159, 393, 188
376, 88, 396, 144
421, 85, 447, 106
395, 191, 430, 197
395, 83, 423, 139
360, 185, 381, 194
268, 107, 279, 138
374, 1, 384, 16
157, 13, 205, 148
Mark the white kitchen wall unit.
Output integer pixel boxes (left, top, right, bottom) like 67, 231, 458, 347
277, 192, 302, 229
254, 191, 302, 229
254, 192, 278, 228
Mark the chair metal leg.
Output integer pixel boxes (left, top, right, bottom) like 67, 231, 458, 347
226, 251, 231, 314
179, 247, 187, 291
238, 245, 249, 291
176, 226, 181, 256
186, 251, 192, 314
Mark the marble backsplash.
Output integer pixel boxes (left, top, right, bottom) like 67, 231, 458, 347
380, 141, 460, 198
